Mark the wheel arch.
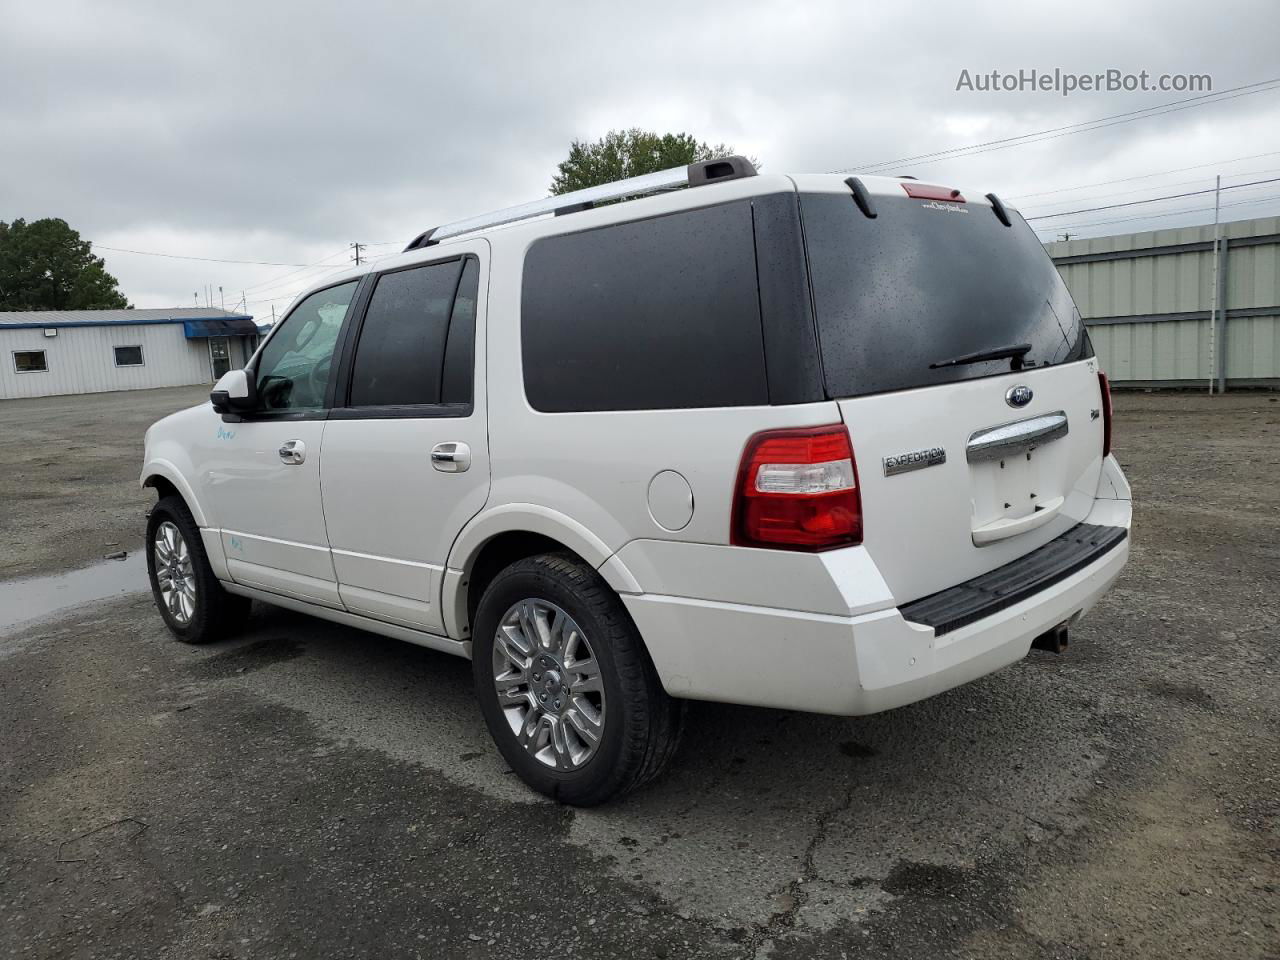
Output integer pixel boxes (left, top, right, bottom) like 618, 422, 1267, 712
141, 459, 209, 528
442, 504, 641, 642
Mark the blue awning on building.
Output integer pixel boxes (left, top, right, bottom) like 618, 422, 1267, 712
182, 317, 260, 339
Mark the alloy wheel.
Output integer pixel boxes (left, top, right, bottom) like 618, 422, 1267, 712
491, 598, 606, 770
154, 520, 196, 625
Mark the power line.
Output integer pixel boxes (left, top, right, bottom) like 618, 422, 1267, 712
849, 79, 1280, 173
91, 244, 315, 267
1033, 185, 1280, 231
239, 247, 352, 293
92, 238, 390, 292
233, 259, 355, 303
100, 76, 1280, 299
239, 261, 363, 309
1025, 176, 1280, 221
885, 83, 1280, 172
835, 77, 1280, 174
1034, 192, 1280, 234
1019, 165, 1280, 214
1009, 149, 1280, 200
242, 290, 307, 307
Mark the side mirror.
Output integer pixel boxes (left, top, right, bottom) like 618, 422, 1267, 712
210, 369, 256, 415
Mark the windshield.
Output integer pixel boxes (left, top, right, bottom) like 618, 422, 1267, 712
799, 192, 1091, 399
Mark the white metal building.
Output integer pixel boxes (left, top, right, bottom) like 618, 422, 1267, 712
0, 308, 258, 400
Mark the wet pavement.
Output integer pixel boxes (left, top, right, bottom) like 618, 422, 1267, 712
0, 552, 146, 640
0, 389, 1277, 959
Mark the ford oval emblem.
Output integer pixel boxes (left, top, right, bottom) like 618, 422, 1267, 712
1006, 384, 1033, 408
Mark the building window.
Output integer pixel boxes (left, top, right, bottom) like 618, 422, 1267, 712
114, 345, 144, 367
13, 350, 48, 373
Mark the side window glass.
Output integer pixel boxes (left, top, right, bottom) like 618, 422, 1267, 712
520, 201, 768, 412
441, 258, 479, 405
255, 281, 358, 411
348, 260, 463, 407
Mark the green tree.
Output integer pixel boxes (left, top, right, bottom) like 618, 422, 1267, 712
0, 218, 130, 310
550, 128, 755, 195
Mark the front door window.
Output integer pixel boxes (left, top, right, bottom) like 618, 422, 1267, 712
254, 281, 359, 411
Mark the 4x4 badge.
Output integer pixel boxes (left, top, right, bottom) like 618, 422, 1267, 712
1006, 384, 1033, 408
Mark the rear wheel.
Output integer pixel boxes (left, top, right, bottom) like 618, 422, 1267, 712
472, 553, 683, 805
146, 496, 250, 644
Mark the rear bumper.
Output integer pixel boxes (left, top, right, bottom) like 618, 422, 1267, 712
621, 494, 1131, 716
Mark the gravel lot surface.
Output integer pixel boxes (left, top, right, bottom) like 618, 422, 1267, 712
0, 386, 205, 580
1, 387, 1277, 958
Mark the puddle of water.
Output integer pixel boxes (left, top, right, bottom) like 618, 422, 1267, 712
0, 552, 149, 634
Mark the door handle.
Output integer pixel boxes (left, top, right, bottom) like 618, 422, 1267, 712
278, 439, 306, 465
431, 441, 471, 473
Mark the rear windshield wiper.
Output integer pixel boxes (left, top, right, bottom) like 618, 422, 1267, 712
929, 342, 1033, 370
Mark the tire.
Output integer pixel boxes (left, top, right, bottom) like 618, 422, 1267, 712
146, 495, 251, 644
472, 553, 683, 806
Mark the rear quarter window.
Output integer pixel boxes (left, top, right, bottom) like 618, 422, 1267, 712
520, 201, 769, 412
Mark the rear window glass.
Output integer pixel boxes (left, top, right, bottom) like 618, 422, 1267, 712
521, 201, 768, 412
799, 192, 1091, 399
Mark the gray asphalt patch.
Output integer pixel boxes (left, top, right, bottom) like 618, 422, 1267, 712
2, 389, 1278, 958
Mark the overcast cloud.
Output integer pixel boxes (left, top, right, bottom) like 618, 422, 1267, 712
2, 0, 1278, 315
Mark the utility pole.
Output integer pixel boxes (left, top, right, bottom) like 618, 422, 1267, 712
271, 304, 276, 325
1057, 231, 1077, 242
351, 241, 364, 266
1209, 175, 1222, 396
219, 285, 226, 312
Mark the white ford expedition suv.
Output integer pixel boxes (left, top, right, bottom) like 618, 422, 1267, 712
141, 158, 1131, 805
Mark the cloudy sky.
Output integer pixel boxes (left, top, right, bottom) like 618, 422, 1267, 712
3, 0, 1279, 317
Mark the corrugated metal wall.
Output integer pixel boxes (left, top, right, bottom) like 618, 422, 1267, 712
1048, 216, 1280, 387
0, 323, 213, 399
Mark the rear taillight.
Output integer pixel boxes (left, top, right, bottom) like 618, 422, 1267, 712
1098, 372, 1113, 457
731, 425, 862, 551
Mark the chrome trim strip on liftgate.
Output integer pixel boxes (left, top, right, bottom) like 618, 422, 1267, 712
966, 411, 1068, 463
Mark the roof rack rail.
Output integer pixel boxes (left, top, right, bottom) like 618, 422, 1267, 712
404, 155, 757, 251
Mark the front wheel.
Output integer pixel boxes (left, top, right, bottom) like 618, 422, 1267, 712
472, 553, 683, 806
146, 495, 250, 644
